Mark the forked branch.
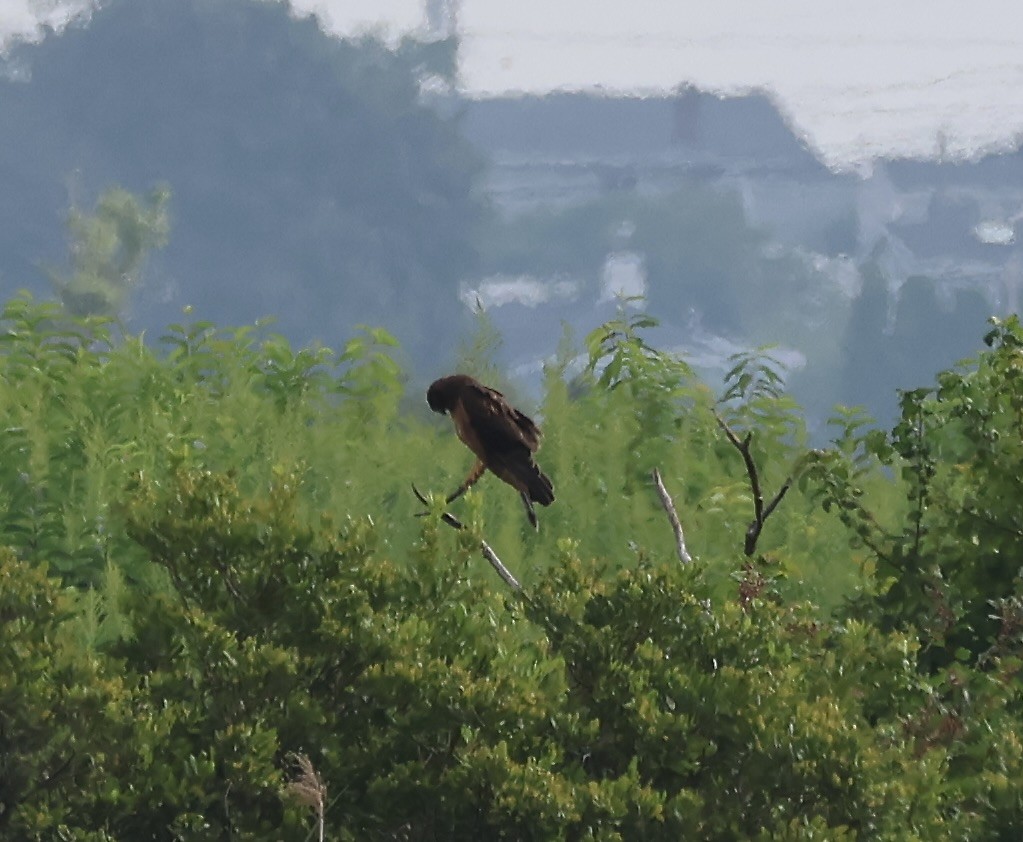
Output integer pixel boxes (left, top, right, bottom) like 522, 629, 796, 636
714, 411, 793, 556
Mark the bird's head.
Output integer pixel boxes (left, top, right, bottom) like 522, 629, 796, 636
426, 378, 453, 414
427, 374, 476, 414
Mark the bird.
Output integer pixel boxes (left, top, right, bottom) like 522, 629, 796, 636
426, 374, 554, 528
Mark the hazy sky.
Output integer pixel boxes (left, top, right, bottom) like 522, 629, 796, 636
3, 0, 1022, 168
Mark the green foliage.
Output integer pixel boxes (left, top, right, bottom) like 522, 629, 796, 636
716, 349, 812, 558
49, 185, 170, 317
454, 304, 509, 391
584, 306, 707, 487
0, 294, 406, 586
1, 295, 1022, 837
813, 315, 1023, 667
529, 556, 954, 839
0, 549, 136, 839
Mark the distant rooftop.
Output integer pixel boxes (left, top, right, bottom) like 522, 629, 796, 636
460, 88, 827, 176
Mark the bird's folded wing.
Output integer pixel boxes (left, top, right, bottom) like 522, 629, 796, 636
461, 382, 542, 454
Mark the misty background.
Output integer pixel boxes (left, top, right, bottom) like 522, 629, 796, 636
2, 0, 1022, 430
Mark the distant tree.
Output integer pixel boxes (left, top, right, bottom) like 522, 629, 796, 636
841, 252, 989, 426
49, 184, 170, 317
840, 257, 894, 416
0, 0, 487, 356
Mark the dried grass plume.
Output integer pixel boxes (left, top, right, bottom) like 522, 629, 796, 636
284, 752, 326, 842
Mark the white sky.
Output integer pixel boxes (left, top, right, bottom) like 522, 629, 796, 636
3, 0, 1023, 167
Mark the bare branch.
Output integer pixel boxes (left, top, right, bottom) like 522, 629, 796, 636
762, 476, 793, 521
478, 539, 522, 593
716, 412, 764, 525
651, 468, 692, 564
411, 484, 522, 593
714, 410, 794, 557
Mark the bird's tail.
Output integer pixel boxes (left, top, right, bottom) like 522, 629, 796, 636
495, 454, 554, 506
528, 465, 555, 506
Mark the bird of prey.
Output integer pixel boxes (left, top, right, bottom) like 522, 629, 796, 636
427, 374, 554, 528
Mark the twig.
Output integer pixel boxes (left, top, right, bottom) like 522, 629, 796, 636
223, 782, 233, 837
714, 411, 793, 556
411, 484, 468, 531
411, 484, 522, 593
651, 468, 692, 564
962, 506, 1023, 539
762, 478, 792, 521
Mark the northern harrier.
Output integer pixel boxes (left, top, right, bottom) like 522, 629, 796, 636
427, 374, 554, 528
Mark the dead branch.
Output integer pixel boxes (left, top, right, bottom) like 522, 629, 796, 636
651, 468, 692, 564
714, 411, 793, 556
411, 484, 522, 593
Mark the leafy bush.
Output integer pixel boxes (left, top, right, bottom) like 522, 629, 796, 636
814, 315, 1023, 666
1, 294, 1021, 838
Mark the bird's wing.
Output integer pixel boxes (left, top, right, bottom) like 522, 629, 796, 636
460, 382, 542, 455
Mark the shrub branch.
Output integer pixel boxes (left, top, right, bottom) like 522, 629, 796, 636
412, 484, 522, 592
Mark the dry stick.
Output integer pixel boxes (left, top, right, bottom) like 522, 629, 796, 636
411, 484, 522, 593
714, 411, 793, 556
651, 468, 692, 564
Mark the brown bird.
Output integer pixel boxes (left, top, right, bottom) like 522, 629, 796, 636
427, 374, 555, 528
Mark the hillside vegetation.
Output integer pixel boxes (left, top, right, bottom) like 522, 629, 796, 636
1, 293, 1021, 839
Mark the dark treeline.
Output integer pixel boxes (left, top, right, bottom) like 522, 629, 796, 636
0, 0, 487, 361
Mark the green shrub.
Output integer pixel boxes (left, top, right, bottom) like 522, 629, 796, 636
1, 295, 1021, 837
